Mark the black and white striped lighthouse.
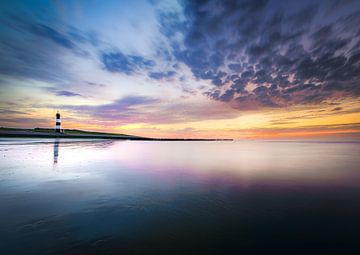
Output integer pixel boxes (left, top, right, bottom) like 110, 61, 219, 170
55, 111, 61, 133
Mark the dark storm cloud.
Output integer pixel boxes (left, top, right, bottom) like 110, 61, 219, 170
163, 0, 360, 110
101, 51, 156, 74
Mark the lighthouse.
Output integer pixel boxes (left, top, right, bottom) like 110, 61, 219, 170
55, 112, 61, 133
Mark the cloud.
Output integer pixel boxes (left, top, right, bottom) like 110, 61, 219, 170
160, 0, 360, 110
1, 0, 359, 134
101, 51, 156, 74
87, 82, 106, 87
105, 96, 159, 109
0, 109, 26, 115
332, 107, 342, 111
148, 71, 176, 80
6, 15, 92, 55
43, 87, 83, 97
61, 95, 160, 121
0, 15, 91, 83
30, 24, 76, 49
55, 90, 83, 97
0, 117, 50, 128
52, 94, 237, 126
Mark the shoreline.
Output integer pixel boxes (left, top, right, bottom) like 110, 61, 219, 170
0, 129, 232, 141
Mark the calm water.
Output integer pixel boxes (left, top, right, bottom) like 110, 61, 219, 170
0, 138, 360, 254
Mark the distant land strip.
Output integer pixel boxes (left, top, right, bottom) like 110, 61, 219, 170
0, 128, 232, 141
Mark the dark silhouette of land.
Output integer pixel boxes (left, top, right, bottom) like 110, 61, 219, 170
0, 127, 232, 141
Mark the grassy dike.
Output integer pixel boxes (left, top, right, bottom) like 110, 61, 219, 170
0, 127, 232, 141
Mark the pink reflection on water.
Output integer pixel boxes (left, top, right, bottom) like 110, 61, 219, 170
107, 140, 360, 188
1, 139, 360, 190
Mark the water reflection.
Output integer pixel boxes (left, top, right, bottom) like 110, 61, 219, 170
0, 139, 360, 254
52, 139, 114, 166
53, 140, 59, 165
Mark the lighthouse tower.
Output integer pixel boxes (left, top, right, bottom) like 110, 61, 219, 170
55, 112, 61, 133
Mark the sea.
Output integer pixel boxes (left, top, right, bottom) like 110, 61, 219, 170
0, 138, 359, 254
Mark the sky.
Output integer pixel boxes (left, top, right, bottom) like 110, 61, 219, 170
0, 0, 359, 139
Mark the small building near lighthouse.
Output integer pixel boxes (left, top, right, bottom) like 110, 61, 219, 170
55, 111, 61, 133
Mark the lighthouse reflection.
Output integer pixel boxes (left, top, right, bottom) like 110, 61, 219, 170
52, 139, 116, 166
53, 139, 60, 165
